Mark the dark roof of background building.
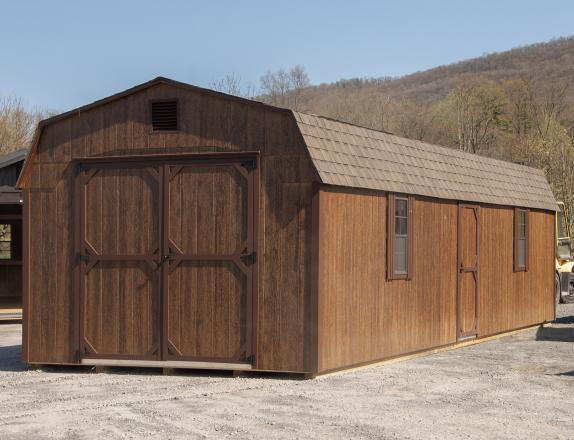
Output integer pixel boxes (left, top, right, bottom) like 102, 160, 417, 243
0, 149, 27, 169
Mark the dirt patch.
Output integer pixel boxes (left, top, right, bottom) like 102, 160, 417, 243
1, 306, 574, 439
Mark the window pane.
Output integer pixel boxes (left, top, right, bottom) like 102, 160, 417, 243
395, 217, 407, 236
395, 198, 407, 218
518, 238, 526, 267
0, 224, 11, 260
394, 236, 407, 274
519, 211, 526, 238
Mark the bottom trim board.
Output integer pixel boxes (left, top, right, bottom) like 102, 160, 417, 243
317, 322, 546, 378
80, 358, 253, 371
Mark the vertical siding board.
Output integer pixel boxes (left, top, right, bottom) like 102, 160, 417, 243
28, 166, 44, 362
246, 106, 266, 152
177, 91, 202, 149
52, 118, 72, 163
258, 155, 282, 368
42, 165, 57, 361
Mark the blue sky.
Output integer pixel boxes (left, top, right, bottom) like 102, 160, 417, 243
1, 0, 572, 112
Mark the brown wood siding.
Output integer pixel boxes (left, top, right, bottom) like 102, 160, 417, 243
317, 188, 458, 373
25, 83, 316, 372
479, 206, 554, 336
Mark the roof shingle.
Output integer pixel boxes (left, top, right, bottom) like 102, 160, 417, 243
294, 112, 557, 211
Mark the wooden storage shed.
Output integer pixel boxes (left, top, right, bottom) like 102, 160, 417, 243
18, 77, 557, 376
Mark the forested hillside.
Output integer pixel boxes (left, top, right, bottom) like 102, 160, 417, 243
299, 37, 574, 105
2, 37, 574, 231
256, 37, 574, 233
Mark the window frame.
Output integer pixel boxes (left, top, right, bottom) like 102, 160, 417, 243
514, 207, 529, 272
387, 193, 414, 280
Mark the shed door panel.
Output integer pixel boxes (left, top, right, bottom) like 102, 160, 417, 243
80, 166, 161, 359
164, 163, 253, 362
458, 204, 480, 339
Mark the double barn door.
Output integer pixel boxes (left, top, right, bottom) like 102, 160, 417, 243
75, 155, 257, 365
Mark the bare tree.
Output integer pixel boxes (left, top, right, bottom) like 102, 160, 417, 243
210, 73, 258, 99
531, 82, 568, 138
391, 99, 437, 141
446, 80, 505, 154
211, 74, 243, 97
259, 65, 310, 109
0, 97, 46, 154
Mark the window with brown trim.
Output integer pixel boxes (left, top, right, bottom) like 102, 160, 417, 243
514, 208, 529, 271
0, 221, 22, 261
0, 224, 11, 260
387, 193, 413, 280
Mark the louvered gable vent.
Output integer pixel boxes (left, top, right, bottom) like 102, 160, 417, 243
151, 100, 178, 131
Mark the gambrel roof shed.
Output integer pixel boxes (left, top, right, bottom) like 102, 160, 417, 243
20, 77, 557, 377
18, 77, 556, 212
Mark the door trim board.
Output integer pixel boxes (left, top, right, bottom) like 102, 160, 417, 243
457, 203, 480, 340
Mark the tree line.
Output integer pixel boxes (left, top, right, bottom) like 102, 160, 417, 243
2, 64, 572, 236
244, 67, 574, 237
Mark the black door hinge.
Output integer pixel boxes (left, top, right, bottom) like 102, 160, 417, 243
240, 353, 256, 364
79, 254, 89, 262
240, 251, 256, 266
240, 158, 257, 171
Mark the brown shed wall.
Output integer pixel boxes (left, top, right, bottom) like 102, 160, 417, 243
24, 83, 317, 372
316, 187, 554, 373
316, 188, 458, 372
478, 206, 555, 336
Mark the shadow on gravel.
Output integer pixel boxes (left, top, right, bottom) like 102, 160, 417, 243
556, 370, 574, 377
554, 315, 574, 325
0, 344, 27, 372
536, 326, 574, 342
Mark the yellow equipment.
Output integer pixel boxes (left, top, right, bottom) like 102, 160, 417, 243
556, 202, 573, 303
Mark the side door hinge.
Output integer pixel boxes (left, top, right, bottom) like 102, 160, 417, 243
240, 353, 256, 364
240, 158, 257, 171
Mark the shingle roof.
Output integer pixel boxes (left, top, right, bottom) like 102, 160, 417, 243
293, 112, 557, 211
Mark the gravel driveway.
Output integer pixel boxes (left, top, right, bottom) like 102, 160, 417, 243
1, 306, 574, 439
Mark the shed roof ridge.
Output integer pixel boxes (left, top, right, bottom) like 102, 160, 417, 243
293, 110, 396, 136
303, 133, 550, 189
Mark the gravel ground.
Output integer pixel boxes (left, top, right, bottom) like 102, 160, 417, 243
0, 306, 574, 439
